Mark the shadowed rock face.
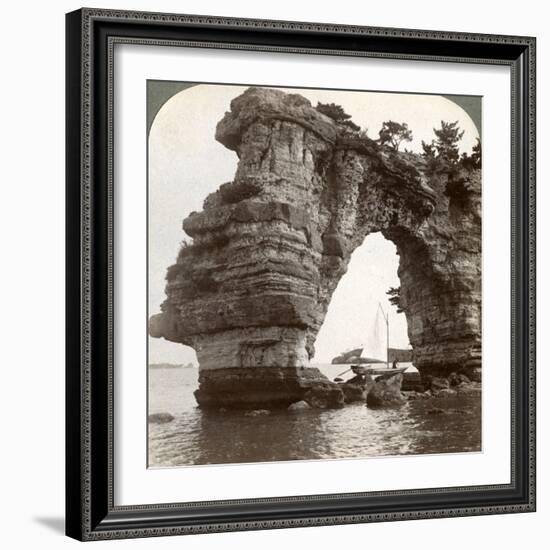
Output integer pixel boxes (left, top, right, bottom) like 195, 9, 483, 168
366, 373, 407, 408
149, 87, 481, 409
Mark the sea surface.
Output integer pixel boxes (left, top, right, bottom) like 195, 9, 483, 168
148, 364, 481, 467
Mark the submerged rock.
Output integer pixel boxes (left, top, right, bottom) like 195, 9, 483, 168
148, 413, 175, 424
449, 372, 471, 387
304, 383, 345, 409
403, 381, 482, 401
341, 373, 374, 403
341, 383, 367, 403
456, 383, 482, 397
244, 409, 271, 417
366, 373, 406, 408
433, 388, 457, 398
288, 400, 311, 411
402, 390, 429, 400
448, 408, 470, 415
429, 377, 450, 391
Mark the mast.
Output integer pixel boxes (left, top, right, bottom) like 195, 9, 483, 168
387, 309, 390, 368
377, 303, 390, 368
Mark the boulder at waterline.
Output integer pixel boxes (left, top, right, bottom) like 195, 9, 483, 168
341, 383, 367, 403
401, 370, 423, 391
194, 366, 343, 410
148, 413, 175, 424
288, 400, 311, 411
429, 376, 450, 391
449, 372, 471, 387
304, 383, 345, 409
341, 373, 374, 403
366, 373, 406, 408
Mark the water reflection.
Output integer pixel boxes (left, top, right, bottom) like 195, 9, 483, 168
148, 367, 481, 467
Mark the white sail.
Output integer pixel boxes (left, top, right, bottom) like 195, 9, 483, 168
360, 306, 387, 363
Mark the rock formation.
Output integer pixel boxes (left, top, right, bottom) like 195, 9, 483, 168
148, 413, 175, 424
342, 373, 374, 404
149, 87, 481, 409
366, 372, 407, 408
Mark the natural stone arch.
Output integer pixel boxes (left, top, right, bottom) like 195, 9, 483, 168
312, 230, 406, 364
149, 87, 481, 409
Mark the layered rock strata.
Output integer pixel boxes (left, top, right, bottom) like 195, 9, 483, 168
149, 87, 481, 409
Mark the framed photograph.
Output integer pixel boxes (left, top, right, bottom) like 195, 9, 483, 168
66, 8, 536, 541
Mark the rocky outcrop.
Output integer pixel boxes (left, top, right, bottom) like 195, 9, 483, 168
148, 413, 175, 424
341, 374, 375, 403
366, 373, 406, 408
401, 370, 423, 391
193, 366, 344, 410
403, 370, 481, 400
288, 400, 311, 411
149, 87, 481, 409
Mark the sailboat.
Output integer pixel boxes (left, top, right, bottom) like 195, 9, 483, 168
334, 303, 408, 381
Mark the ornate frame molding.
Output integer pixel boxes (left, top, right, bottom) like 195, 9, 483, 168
66, 8, 536, 541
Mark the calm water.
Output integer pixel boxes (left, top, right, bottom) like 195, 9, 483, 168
148, 364, 481, 467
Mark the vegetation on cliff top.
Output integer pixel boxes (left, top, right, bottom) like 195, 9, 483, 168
422, 121, 481, 174
315, 101, 481, 174
315, 102, 360, 132
378, 121, 413, 151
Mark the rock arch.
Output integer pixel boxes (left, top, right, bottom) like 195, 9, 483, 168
149, 87, 481, 409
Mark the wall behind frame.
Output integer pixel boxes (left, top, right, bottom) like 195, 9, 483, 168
0, 1, 544, 549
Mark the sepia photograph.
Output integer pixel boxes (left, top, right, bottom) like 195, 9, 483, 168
62, 4, 537, 542
147, 82, 482, 467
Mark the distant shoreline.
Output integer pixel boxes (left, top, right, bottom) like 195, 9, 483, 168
148, 363, 196, 369
148, 362, 416, 370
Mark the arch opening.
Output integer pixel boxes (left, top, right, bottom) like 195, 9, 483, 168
313, 232, 411, 366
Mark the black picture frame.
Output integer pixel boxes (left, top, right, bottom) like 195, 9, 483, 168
66, 7, 536, 541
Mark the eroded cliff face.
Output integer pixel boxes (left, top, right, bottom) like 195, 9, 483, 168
149, 87, 481, 408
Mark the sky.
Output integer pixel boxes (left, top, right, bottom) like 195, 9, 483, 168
148, 83, 480, 365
